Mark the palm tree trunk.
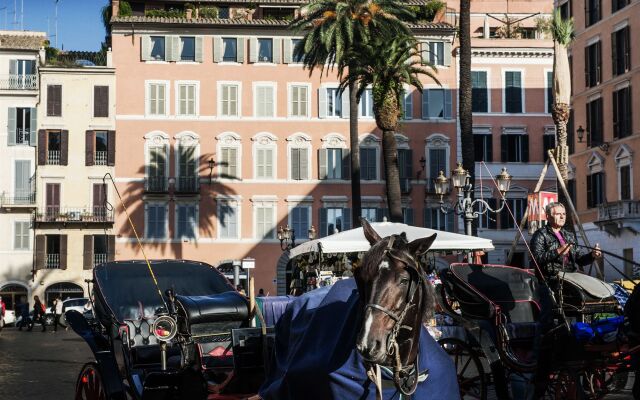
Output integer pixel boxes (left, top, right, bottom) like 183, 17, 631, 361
459, 0, 474, 185
349, 80, 362, 228
382, 129, 403, 222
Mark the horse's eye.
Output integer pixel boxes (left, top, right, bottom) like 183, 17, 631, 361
399, 277, 410, 285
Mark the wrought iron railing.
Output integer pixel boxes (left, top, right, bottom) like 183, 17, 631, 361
46, 254, 60, 269
0, 191, 36, 206
36, 206, 114, 223
597, 200, 640, 221
47, 150, 61, 165
15, 129, 30, 145
94, 253, 107, 267
145, 176, 168, 192
0, 74, 38, 90
95, 151, 107, 166
175, 176, 199, 193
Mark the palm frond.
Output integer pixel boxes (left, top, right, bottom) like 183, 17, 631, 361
550, 9, 574, 46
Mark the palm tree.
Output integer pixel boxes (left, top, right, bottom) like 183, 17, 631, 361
458, 0, 474, 193
290, 0, 414, 227
340, 36, 439, 221
549, 9, 574, 182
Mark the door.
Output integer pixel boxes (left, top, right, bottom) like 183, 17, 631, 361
14, 160, 31, 203
45, 183, 60, 220
93, 184, 107, 220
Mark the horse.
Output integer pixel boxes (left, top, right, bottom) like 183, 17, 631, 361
259, 219, 457, 399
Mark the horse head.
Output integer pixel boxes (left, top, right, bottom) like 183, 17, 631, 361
355, 219, 436, 370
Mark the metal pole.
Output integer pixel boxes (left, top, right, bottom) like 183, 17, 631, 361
233, 262, 240, 287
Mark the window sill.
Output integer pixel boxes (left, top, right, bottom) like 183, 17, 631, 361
219, 61, 242, 65
252, 62, 278, 66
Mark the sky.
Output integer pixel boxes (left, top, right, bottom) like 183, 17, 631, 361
0, 0, 107, 51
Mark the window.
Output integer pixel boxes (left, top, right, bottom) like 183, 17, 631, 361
95, 131, 109, 165
424, 208, 455, 231
180, 36, 195, 61
218, 201, 239, 239
471, 71, 488, 113
45, 183, 60, 220
360, 147, 377, 181
291, 38, 303, 63
290, 205, 311, 238
324, 88, 343, 118
423, 89, 444, 118
620, 165, 631, 200
429, 42, 445, 66
94, 86, 109, 118
220, 147, 239, 179
543, 131, 556, 161
559, 1, 571, 19
586, 97, 603, 146
14, 160, 32, 203
93, 183, 108, 219
319, 148, 349, 179
45, 235, 62, 269
545, 71, 553, 113
177, 144, 198, 192
290, 85, 309, 117
585, 41, 601, 88
585, 0, 601, 26
403, 90, 413, 119
500, 198, 526, 229
402, 208, 414, 225
500, 132, 529, 162
9, 59, 36, 89
361, 208, 384, 222
612, 27, 630, 77
177, 83, 197, 116
587, 172, 605, 208
319, 207, 351, 237
92, 235, 109, 266
613, 86, 632, 139
222, 37, 237, 62
359, 88, 374, 118
258, 38, 273, 62
474, 132, 493, 162
147, 145, 168, 192
218, 6, 230, 18
47, 131, 62, 165
150, 36, 165, 60
220, 84, 240, 117
504, 71, 522, 113
176, 203, 197, 240
612, 0, 629, 12
85, 130, 114, 167
255, 205, 275, 239
290, 147, 310, 180
8, 107, 35, 145
14, 221, 30, 250
255, 147, 275, 179
146, 203, 167, 239
147, 82, 167, 116
427, 147, 447, 191
478, 198, 497, 229
47, 85, 62, 116
255, 84, 275, 117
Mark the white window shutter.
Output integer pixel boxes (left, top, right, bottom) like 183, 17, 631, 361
318, 88, 327, 118
171, 36, 180, 61
283, 38, 292, 64
421, 40, 430, 64
213, 36, 222, 62
273, 38, 282, 64
300, 148, 309, 179
29, 108, 37, 146
266, 148, 274, 177
141, 36, 151, 61
444, 42, 452, 66
165, 36, 174, 61
7, 108, 16, 146
249, 38, 258, 63
341, 88, 349, 118
237, 38, 245, 63
195, 36, 203, 62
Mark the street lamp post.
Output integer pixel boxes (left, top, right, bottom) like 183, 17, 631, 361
278, 225, 317, 251
434, 163, 513, 236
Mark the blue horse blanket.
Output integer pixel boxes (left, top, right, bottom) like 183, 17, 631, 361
259, 279, 460, 399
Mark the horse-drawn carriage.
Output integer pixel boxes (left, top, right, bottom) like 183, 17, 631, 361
68, 259, 274, 400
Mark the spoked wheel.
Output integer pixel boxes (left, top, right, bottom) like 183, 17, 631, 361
439, 337, 487, 400
584, 368, 628, 399
76, 362, 107, 400
543, 370, 589, 400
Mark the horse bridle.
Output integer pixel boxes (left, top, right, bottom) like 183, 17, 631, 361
363, 235, 428, 396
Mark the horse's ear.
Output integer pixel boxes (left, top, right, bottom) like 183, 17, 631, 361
408, 233, 437, 257
361, 218, 381, 245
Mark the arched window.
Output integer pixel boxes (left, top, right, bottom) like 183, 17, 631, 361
359, 134, 380, 181
252, 132, 278, 180
425, 134, 450, 192
174, 132, 200, 192
586, 153, 605, 208
319, 133, 349, 180
216, 132, 242, 180
144, 132, 170, 192
615, 144, 633, 201
287, 133, 312, 180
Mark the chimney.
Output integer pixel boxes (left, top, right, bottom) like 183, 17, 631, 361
112, 0, 120, 17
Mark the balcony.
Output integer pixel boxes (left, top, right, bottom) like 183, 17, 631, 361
14, 129, 31, 145
95, 151, 107, 166
0, 74, 37, 90
36, 206, 114, 224
47, 150, 61, 165
0, 191, 36, 208
594, 200, 640, 236
45, 254, 60, 269
175, 176, 200, 194
94, 253, 107, 267
145, 176, 169, 193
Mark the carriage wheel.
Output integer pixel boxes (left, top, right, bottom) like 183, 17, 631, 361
585, 368, 628, 399
439, 337, 487, 400
543, 370, 586, 400
75, 362, 107, 400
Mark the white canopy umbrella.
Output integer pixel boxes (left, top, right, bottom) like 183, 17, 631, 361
288, 222, 494, 259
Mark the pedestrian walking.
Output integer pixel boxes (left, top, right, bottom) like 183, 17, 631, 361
31, 295, 46, 332
52, 295, 65, 332
17, 296, 29, 331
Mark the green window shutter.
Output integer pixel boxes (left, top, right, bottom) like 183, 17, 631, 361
29, 108, 37, 146
7, 107, 16, 146
318, 149, 328, 179
213, 36, 222, 62
318, 88, 327, 118
195, 36, 203, 62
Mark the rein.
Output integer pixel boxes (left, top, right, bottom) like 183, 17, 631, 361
363, 235, 427, 397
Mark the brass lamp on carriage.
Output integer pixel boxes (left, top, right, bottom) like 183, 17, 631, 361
434, 163, 512, 237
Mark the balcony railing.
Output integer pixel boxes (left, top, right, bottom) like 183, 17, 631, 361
0, 74, 38, 90
597, 200, 640, 220
15, 129, 30, 145
94, 253, 107, 267
175, 176, 200, 193
0, 191, 36, 207
36, 206, 114, 223
47, 150, 61, 165
145, 176, 168, 193
95, 151, 108, 166
45, 254, 60, 269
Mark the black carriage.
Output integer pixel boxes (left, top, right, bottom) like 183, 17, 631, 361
67, 260, 273, 400
436, 263, 638, 399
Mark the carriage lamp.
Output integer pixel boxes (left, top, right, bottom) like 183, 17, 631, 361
153, 315, 178, 342
278, 225, 296, 251
308, 225, 317, 240
208, 157, 215, 184
496, 167, 512, 196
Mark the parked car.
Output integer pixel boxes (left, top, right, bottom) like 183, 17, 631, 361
4, 310, 16, 326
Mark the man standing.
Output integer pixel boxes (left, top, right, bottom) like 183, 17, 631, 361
52, 295, 65, 332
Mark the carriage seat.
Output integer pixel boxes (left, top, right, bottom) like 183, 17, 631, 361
176, 291, 249, 325
562, 273, 616, 299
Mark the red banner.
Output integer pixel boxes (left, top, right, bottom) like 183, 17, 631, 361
527, 191, 558, 233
